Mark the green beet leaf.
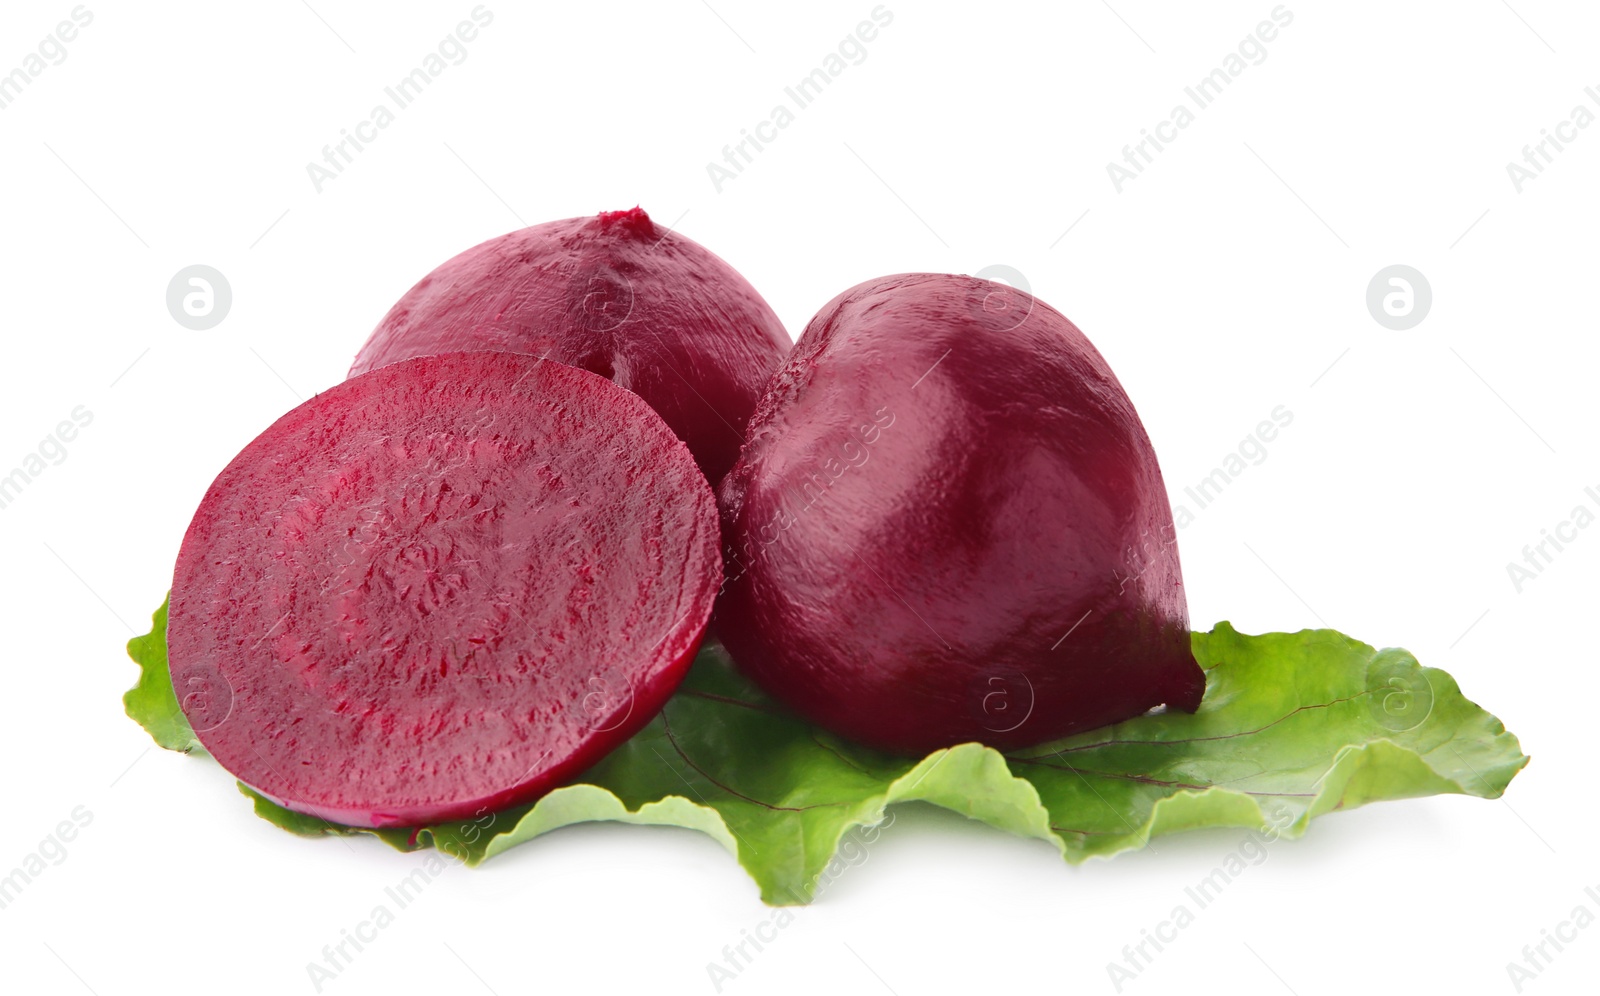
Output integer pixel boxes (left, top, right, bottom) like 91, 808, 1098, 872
126, 596, 1527, 904
123, 599, 205, 756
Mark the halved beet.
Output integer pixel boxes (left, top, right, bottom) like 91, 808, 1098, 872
349, 207, 791, 484
168, 352, 720, 827
715, 273, 1205, 755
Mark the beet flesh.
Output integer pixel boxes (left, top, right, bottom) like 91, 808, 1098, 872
714, 273, 1205, 755
169, 352, 721, 827
349, 207, 790, 484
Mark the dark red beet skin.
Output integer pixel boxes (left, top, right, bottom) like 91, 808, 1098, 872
715, 273, 1204, 755
169, 353, 721, 827
349, 207, 791, 484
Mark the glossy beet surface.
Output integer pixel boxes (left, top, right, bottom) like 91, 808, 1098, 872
169, 353, 721, 827
349, 207, 790, 484
715, 273, 1204, 755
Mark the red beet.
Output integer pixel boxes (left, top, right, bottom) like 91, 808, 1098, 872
168, 352, 720, 827
349, 207, 790, 484
714, 273, 1204, 755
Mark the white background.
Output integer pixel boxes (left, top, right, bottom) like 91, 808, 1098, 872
0, 1, 1594, 993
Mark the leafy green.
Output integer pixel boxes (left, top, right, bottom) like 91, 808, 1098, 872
1007, 626, 1528, 862
123, 599, 205, 755
126, 597, 1527, 904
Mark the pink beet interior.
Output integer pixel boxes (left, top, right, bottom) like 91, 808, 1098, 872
168, 353, 720, 827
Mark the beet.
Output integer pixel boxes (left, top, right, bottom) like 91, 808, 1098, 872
349, 207, 790, 484
714, 273, 1205, 755
168, 352, 720, 827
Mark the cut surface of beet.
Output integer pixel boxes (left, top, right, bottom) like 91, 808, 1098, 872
169, 352, 720, 827
349, 207, 790, 484
715, 273, 1204, 756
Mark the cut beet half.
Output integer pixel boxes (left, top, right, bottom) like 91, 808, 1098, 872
168, 352, 721, 828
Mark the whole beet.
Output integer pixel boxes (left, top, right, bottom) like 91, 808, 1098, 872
714, 273, 1205, 755
350, 207, 790, 484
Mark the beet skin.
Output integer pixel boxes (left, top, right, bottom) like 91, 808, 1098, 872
169, 353, 721, 827
714, 273, 1205, 755
349, 207, 790, 484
